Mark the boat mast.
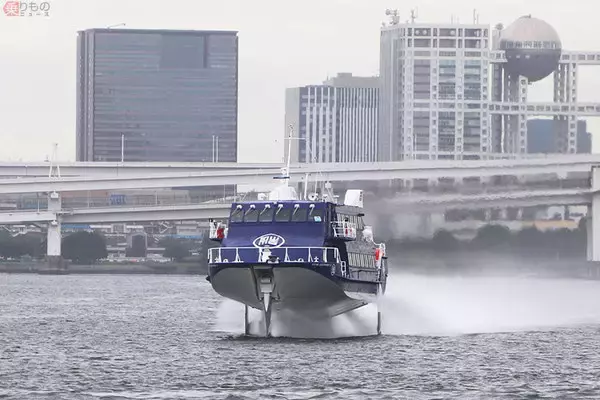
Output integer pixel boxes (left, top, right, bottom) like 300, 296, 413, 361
285, 124, 293, 182
276, 125, 293, 188
268, 125, 299, 201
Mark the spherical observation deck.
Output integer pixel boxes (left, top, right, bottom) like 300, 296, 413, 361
499, 15, 562, 82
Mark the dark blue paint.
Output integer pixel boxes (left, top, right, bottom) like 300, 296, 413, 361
208, 262, 379, 296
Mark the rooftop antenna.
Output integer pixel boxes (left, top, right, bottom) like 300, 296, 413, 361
473, 9, 480, 24
48, 142, 61, 179
409, 8, 418, 24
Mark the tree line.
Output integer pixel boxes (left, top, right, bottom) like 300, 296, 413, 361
0, 230, 217, 265
1, 222, 588, 264
390, 219, 587, 258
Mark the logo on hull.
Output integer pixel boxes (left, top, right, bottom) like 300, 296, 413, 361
253, 234, 285, 248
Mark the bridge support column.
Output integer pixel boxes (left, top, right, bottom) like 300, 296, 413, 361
417, 213, 433, 238
499, 208, 508, 221
516, 208, 524, 221
484, 209, 492, 222
45, 191, 65, 271
588, 167, 600, 262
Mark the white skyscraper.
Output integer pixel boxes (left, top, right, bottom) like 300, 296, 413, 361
379, 13, 491, 161
285, 73, 379, 164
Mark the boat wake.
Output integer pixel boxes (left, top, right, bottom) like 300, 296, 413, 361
213, 272, 600, 338
383, 272, 600, 336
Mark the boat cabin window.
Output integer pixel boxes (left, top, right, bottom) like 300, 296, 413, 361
259, 205, 274, 222
275, 205, 292, 222
308, 208, 324, 222
230, 206, 243, 223
291, 206, 308, 222
244, 206, 259, 222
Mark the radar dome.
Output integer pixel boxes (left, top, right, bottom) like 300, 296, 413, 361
499, 15, 562, 82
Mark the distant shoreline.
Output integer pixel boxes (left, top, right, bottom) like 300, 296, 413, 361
0, 262, 208, 275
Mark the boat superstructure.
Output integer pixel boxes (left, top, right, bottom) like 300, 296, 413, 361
206, 128, 388, 337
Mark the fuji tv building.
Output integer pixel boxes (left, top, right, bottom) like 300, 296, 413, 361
490, 15, 600, 156
379, 14, 600, 162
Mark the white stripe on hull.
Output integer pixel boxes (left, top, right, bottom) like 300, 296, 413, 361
211, 266, 371, 319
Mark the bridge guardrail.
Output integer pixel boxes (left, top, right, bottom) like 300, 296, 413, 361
7, 195, 240, 211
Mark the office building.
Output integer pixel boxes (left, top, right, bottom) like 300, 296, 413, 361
76, 28, 238, 162
285, 73, 379, 163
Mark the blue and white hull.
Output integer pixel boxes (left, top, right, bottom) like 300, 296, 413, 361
206, 188, 389, 337
209, 263, 378, 319
207, 246, 386, 336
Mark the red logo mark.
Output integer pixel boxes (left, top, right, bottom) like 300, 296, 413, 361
3, 1, 20, 16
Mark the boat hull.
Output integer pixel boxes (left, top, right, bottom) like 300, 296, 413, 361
208, 263, 379, 319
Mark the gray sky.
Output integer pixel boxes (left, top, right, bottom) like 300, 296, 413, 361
1, 0, 599, 162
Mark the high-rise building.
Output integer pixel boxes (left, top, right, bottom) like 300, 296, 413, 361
527, 119, 591, 154
285, 73, 379, 164
76, 29, 238, 162
379, 16, 491, 161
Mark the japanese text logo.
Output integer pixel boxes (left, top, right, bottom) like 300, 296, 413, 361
3, 1, 51, 17
252, 234, 285, 248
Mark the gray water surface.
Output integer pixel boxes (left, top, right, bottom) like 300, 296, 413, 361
2, 273, 600, 399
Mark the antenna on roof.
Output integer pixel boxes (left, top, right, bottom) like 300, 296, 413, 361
48, 143, 61, 179
107, 23, 126, 29
473, 9, 479, 24
409, 8, 418, 24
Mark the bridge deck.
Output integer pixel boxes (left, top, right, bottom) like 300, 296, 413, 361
0, 156, 597, 194
0, 188, 591, 224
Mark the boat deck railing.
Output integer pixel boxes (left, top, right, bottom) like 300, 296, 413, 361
209, 222, 228, 240
331, 221, 357, 240
209, 246, 341, 265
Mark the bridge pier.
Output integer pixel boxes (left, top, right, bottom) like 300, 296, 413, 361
588, 167, 600, 262
45, 192, 65, 272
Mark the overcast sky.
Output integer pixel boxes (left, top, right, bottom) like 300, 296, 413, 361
1, 0, 600, 162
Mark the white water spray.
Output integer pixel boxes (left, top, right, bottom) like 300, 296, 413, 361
213, 273, 600, 338
383, 273, 600, 336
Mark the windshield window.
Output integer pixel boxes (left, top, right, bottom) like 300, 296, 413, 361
292, 207, 308, 222
259, 206, 274, 222
275, 206, 292, 222
230, 207, 243, 223
244, 207, 259, 222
